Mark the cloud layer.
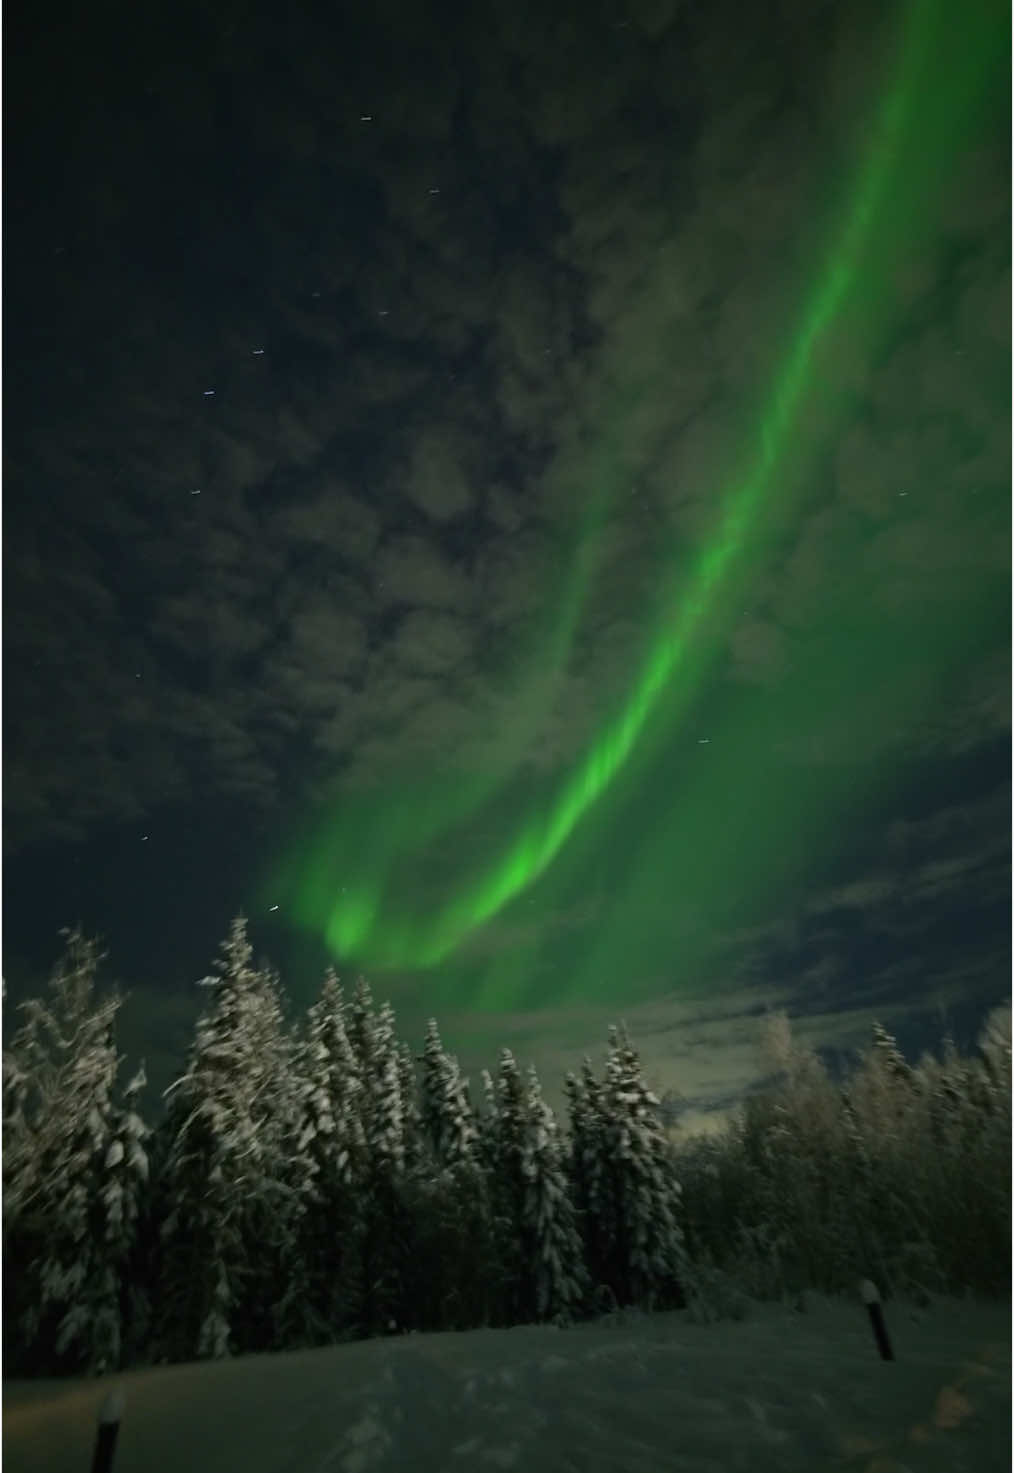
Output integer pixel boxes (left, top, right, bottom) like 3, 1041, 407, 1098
5, 0, 1007, 1093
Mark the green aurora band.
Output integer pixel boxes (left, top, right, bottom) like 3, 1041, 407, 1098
268, 0, 1006, 1005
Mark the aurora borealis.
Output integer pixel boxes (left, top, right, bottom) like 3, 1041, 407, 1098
5, 0, 1008, 1124
265, 0, 1007, 1013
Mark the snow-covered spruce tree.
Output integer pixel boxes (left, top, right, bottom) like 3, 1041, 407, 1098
155, 917, 300, 1361
522, 1064, 589, 1323
398, 1039, 426, 1177
346, 975, 375, 1076
1, 931, 150, 1375
475, 1066, 499, 1177
346, 989, 416, 1337
869, 1021, 917, 1091
405, 1019, 494, 1330
96, 1058, 152, 1367
281, 968, 367, 1346
237, 966, 316, 1354
564, 1056, 623, 1311
478, 1049, 588, 1327
128, 1104, 177, 1363
420, 1018, 478, 1169
598, 1024, 688, 1311
467, 1064, 505, 1320
485, 1048, 535, 1324
309, 969, 369, 1177
370, 1000, 407, 1177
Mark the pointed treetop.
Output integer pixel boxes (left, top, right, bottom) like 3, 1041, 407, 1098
870, 1020, 915, 1085
212, 915, 254, 980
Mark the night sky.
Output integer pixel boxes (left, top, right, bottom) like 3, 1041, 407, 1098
5, 0, 1010, 1130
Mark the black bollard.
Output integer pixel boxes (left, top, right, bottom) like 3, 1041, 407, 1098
860, 1279, 895, 1361
90, 1388, 126, 1473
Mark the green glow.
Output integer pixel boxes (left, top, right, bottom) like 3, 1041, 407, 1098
268, 484, 611, 935
271, 0, 1005, 993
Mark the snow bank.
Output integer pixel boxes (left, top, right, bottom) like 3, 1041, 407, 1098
4, 1293, 1010, 1472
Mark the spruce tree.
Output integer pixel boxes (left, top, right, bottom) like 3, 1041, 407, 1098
2, 931, 149, 1374
156, 916, 296, 1361
310, 968, 368, 1180
479, 1049, 592, 1326
870, 1021, 916, 1090
600, 1024, 688, 1310
475, 1066, 500, 1177
490, 1048, 533, 1322
564, 1056, 619, 1308
419, 1018, 478, 1170
239, 970, 314, 1353
347, 975, 375, 1072
285, 969, 367, 1345
95, 1059, 151, 1369
367, 1000, 406, 1176
522, 1065, 589, 1322
407, 1020, 491, 1330
398, 1039, 425, 1176
348, 988, 414, 1336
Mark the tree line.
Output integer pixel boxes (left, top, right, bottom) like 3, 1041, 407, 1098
3, 917, 1009, 1379
2, 918, 689, 1375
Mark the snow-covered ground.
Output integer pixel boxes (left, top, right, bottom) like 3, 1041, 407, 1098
4, 1293, 1010, 1472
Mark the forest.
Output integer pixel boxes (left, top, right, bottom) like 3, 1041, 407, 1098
3, 917, 1010, 1378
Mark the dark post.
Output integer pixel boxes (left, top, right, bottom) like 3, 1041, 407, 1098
860, 1279, 895, 1361
90, 1388, 126, 1473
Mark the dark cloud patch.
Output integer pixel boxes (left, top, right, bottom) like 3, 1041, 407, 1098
705, 774, 1010, 1038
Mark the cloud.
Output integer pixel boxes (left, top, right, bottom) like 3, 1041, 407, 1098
277, 488, 381, 560
884, 788, 1011, 860
728, 617, 788, 686
403, 427, 477, 523
4, 1, 1008, 1186
373, 535, 473, 611
5, 0, 1006, 946
390, 611, 472, 675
